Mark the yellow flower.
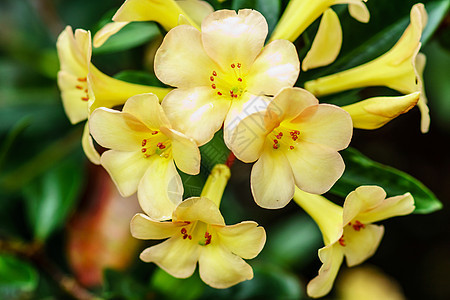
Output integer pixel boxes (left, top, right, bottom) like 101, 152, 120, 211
93, 0, 213, 47
269, 0, 369, 43
130, 165, 266, 288
227, 87, 352, 208
89, 93, 200, 220
342, 92, 420, 129
305, 4, 430, 132
56, 26, 171, 163
293, 186, 415, 298
155, 9, 300, 146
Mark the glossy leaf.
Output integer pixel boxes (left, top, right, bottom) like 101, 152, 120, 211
151, 268, 204, 300
0, 254, 38, 299
331, 148, 442, 214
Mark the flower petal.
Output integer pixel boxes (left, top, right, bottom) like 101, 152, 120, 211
246, 39, 300, 95
357, 193, 415, 224
122, 93, 171, 130
201, 9, 268, 72
138, 157, 183, 220
140, 237, 200, 278
57, 26, 90, 76
250, 150, 295, 209
307, 244, 344, 298
167, 128, 201, 175
130, 213, 181, 240
176, 0, 214, 26
57, 71, 89, 124
215, 221, 266, 259
162, 87, 230, 146
342, 185, 387, 225
89, 107, 146, 152
343, 224, 384, 267
155, 25, 217, 88
199, 243, 253, 288
101, 150, 150, 197
173, 197, 225, 226
289, 104, 353, 150
81, 121, 100, 165
93, 21, 129, 48
302, 9, 342, 71
286, 141, 345, 194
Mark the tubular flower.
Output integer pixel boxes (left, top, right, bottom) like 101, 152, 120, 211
227, 87, 352, 209
293, 186, 415, 298
89, 93, 200, 221
130, 165, 266, 288
56, 26, 171, 163
342, 92, 420, 129
305, 4, 430, 132
93, 0, 213, 47
269, 0, 369, 43
155, 9, 300, 146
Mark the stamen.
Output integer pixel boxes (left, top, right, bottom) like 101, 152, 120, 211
338, 236, 346, 247
273, 144, 279, 149
290, 146, 294, 150
231, 63, 235, 68
75, 85, 83, 90
212, 71, 217, 76
142, 140, 147, 147
217, 92, 222, 96
210, 76, 214, 81
211, 84, 216, 89
77, 77, 87, 82
237, 63, 241, 68
141, 148, 147, 153
81, 97, 89, 101
238, 78, 242, 82
152, 131, 159, 135
352, 220, 365, 231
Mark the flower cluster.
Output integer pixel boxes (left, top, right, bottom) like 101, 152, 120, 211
57, 0, 428, 296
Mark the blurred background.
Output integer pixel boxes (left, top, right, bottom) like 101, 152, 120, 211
0, 0, 449, 299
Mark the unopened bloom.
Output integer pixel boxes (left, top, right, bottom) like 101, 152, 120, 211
56, 26, 171, 163
305, 4, 429, 132
89, 93, 200, 220
293, 186, 415, 298
155, 9, 300, 146
93, 0, 213, 47
131, 165, 266, 288
228, 87, 352, 208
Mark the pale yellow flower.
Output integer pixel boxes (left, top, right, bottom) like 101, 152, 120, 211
155, 9, 300, 146
293, 186, 414, 298
56, 26, 171, 163
89, 93, 200, 220
227, 87, 352, 208
305, 4, 430, 132
130, 165, 266, 288
93, 0, 213, 47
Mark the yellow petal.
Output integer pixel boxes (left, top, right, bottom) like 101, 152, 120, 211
342, 185, 387, 225
199, 243, 254, 289
246, 39, 300, 95
340, 0, 370, 23
161, 87, 230, 146
57, 71, 90, 124
167, 128, 201, 175
57, 26, 90, 76
89, 108, 146, 152
289, 103, 353, 150
101, 150, 151, 197
93, 21, 129, 48
307, 244, 344, 298
215, 221, 266, 259
176, 0, 214, 26
415, 52, 430, 133
342, 92, 420, 130
269, 87, 319, 122
173, 197, 225, 226
357, 193, 415, 224
138, 157, 183, 220
81, 121, 100, 164
130, 213, 181, 239
250, 150, 295, 209
140, 236, 200, 278
201, 9, 268, 73
302, 9, 342, 71
285, 141, 345, 195
155, 25, 217, 89
122, 93, 171, 130
342, 224, 384, 267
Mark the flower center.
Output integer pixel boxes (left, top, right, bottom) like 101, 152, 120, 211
75, 77, 89, 101
140, 130, 172, 159
179, 221, 212, 246
210, 62, 246, 100
267, 125, 300, 151
349, 220, 365, 231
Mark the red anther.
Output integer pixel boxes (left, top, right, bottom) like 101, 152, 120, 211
142, 140, 147, 147
292, 136, 298, 141
231, 63, 235, 68
233, 94, 238, 98
273, 139, 278, 144
188, 235, 192, 240
152, 131, 158, 135
141, 148, 147, 153
81, 97, 89, 101
205, 232, 210, 238
273, 144, 279, 149
338, 236, 346, 247
212, 71, 217, 76
210, 76, 214, 81
211, 84, 216, 89
183, 235, 187, 239
238, 78, 242, 82
181, 228, 187, 234
352, 220, 365, 231
290, 146, 294, 150
217, 92, 222, 96
77, 77, 87, 82
84, 89, 88, 93
278, 132, 283, 137
237, 63, 241, 68
75, 85, 83, 90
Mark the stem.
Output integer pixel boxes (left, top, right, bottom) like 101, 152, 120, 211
200, 164, 231, 208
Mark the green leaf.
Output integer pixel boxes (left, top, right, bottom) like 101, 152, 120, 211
22, 153, 85, 241
93, 22, 160, 55
422, 0, 450, 44
151, 268, 204, 300
331, 148, 442, 214
114, 70, 164, 86
0, 254, 38, 300
103, 269, 148, 300
199, 129, 230, 172
232, 0, 281, 34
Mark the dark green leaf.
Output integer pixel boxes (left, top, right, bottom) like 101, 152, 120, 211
199, 129, 230, 172
23, 153, 85, 241
114, 70, 164, 86
0, 254, 38, 299
151, 268, 204, 300
93, 22, 160, 55
232, 0, 281, 34
103, 269, 148, 300
331, 148, 442, 214
422, 0, 450, 44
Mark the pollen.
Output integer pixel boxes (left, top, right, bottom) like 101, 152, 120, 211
352, 220, 365, 231
231, 63, 235, 68
338, 236, 346, 247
